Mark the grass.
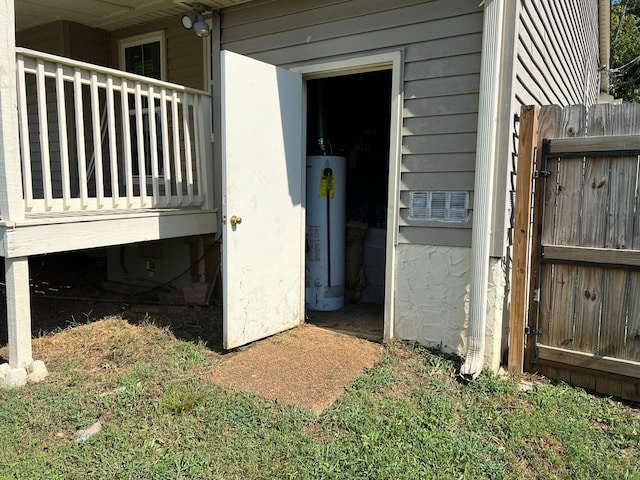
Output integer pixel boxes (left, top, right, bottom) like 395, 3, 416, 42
0, 317, 639, 480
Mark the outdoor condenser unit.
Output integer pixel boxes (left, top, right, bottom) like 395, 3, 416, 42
305, 155, 346, 311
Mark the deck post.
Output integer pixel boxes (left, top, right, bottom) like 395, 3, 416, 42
0, 0, 46, 387
5, 257, 32, 369
0, 0, 25, 222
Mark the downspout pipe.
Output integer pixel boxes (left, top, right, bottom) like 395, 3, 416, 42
598, 0, 610, 96
460, 0, 506, 381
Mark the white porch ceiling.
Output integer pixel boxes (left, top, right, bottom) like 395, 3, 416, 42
15, 0, 253, 32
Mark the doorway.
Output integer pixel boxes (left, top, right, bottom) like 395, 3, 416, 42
303, 70, 392, 341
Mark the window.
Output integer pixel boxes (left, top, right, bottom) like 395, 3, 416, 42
119, 33, 166, 180
120, 32, 165, 80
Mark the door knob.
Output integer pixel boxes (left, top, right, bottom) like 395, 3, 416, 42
230, 215, 242, 226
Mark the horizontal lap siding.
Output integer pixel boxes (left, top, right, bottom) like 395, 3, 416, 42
514, 0, 599, 108
110, 17, 207, 90
221, 0, 483, 247
492, 0, 600, 255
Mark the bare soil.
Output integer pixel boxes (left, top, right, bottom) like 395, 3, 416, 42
209, 325, 382, 415
0, 251, 385, 414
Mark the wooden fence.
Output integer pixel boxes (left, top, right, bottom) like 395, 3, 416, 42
510, 103, 640, 402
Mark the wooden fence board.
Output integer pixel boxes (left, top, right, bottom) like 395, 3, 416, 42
542, 245, 640, 267
600, 104, 637, 359
535, 106, 562, 350
626, 271, 640, 362
537, 344, 640, 378
572, 265, 602, 354
548, 134, 640, 154
546, 106, 586, 350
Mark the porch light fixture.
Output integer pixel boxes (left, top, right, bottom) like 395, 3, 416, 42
181, 3, 210, 37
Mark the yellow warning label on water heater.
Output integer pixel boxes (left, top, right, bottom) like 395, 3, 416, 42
319, 168, 335, 198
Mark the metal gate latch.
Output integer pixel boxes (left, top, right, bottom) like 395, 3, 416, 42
533, 170, 551, 178
525, 327, 542, 335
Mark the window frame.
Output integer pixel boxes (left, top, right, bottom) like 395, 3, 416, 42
118, 32, 167, 184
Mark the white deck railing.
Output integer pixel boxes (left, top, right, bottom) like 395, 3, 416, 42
15, 47, 212, 214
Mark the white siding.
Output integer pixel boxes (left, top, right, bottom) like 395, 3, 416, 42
513, 0, 600, 108
221, 0, 483, 247
491, 0, 601, 256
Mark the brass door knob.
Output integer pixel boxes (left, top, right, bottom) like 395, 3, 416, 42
230, 215, 242, 226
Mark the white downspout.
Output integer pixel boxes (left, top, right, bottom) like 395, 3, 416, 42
460, 0, 506, 380
598, 0, 610, 97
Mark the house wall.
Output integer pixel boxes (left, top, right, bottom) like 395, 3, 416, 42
220, 0, 483, 248
513, 0, 600, 108
109, 17, 208, 90
394, 246, 505, 371
218, 0, 491, 360
492, 0, 601, 256
16, 21, 66, 56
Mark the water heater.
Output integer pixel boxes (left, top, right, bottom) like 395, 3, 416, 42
305, 155, 346, 311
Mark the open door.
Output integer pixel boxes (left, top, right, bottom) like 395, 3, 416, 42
220, 50, 304, 349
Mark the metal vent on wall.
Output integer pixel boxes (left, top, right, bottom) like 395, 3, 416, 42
409, 191, 470, 222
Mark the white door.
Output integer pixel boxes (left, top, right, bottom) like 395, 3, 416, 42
221, 50, 304, 349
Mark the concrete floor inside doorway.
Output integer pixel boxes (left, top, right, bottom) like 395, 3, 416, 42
305, 302, 384, 342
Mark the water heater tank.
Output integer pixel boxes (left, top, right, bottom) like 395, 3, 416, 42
306, 155, 346, 311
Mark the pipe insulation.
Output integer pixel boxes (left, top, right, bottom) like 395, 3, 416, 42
460, 0, 506, 380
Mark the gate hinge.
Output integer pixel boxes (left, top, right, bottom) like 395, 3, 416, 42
533, 170, 551, 179
525, 327, 542, 335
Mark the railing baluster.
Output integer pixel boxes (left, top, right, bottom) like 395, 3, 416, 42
192, 94, 203, 205
134, 81, 147, 207
106, 75, 120, 208
160, 88, 172, 206
36, 59, 53, 210
120, 79, 134, 207
171, 91, 183, 205
182, 92, 194, 204
16, 48, 211, 215
147, 86, 160, 205
73, 67, 88, 209
55, 64, 72, 210
16, 54, 33, 211
90, 72, 104, 207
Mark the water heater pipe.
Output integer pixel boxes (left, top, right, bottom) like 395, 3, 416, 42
460, 0, 506, 381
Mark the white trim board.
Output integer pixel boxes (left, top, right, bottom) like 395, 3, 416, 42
1, 209, 217, 257
293, 50, 404, 341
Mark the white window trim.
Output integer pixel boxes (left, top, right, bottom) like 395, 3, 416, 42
119, 31, 167, 185
118, 31, 167, 80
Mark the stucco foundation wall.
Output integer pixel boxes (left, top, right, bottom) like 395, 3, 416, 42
394, 244, 506, 371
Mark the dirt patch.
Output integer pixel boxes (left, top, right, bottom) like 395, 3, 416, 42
1, 314, 383, 415
0, 252, 385, 414
208, 324, 383, 415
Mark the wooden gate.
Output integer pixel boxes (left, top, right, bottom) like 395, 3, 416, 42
510, 103, 640, 402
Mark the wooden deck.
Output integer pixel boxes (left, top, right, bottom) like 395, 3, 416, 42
0, 207, 217, 258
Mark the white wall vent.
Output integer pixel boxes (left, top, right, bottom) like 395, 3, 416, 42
409, 191, 470, 222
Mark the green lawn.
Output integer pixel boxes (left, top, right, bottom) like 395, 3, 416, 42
0, 317, 638, 480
